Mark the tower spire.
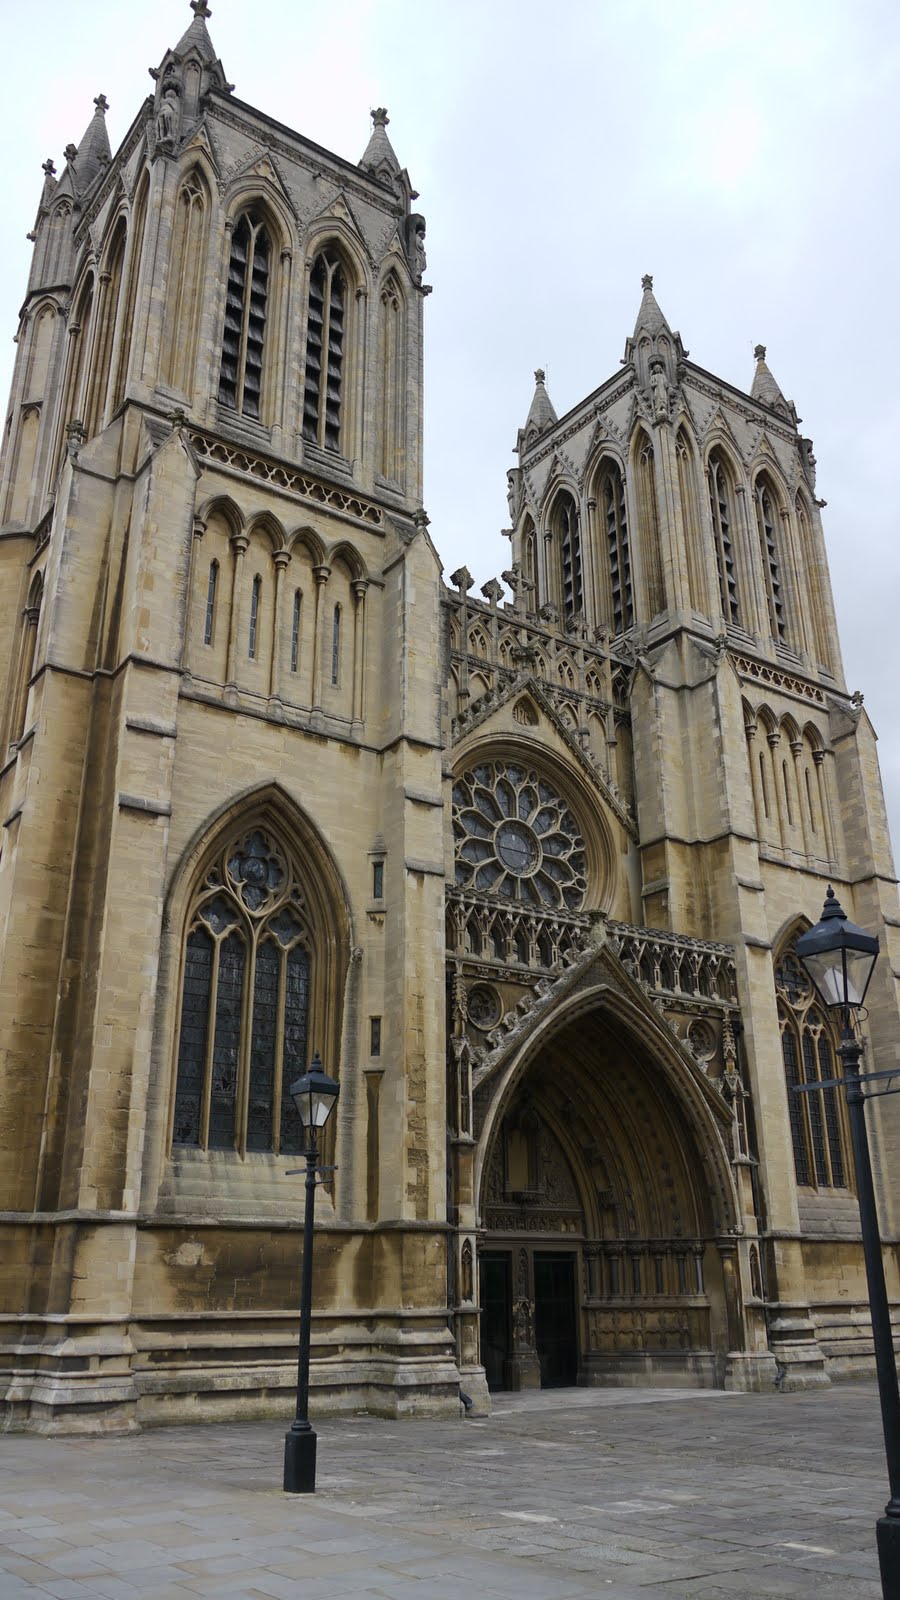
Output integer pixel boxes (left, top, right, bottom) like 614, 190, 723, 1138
65, 94, 111, 192
632, 273, 673, 340
359, 107, 401, 183
521, 368, 558, 443
751, 344, 795, 423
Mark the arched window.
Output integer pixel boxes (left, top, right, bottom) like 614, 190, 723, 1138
53, 275, 95, 476
218, 212, 270, 419
204, 560, 218, 646
377, 273, 403, 483
553, 493, 582, 618
707, 452, 740, 625
754, 477, 786, 643
775, 943, 850, 1190
597, 462, 632, 633
521, 517, 537, 607
10, 573, 42, 744
86, 217, 127, 437
331, 603, 341, 685
110, 171, 149, 413
303, 250, 346, 452
676, 429, 706, 614
290, 589, 302, 673
636, 437, 664, 619
172, 826, 315, 1155
248, 574, 262, 659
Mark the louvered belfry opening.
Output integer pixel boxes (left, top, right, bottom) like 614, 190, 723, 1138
756, 483, 786, 643
708, 455, 740, 625
602, 466, 633, 633
558, 496, 583, 618
218, 212, 270, 419
303, 251, 346, 451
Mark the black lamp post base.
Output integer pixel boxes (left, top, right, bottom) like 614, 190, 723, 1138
283, 1425, 317, 1494
877, 1515, 900, 1599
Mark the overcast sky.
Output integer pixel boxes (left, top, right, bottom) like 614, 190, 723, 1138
2, 0, 899, 864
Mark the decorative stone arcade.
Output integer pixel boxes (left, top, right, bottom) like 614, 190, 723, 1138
447, 920, 778, 1406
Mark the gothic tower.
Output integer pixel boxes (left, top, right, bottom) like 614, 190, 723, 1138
443, 277, 900, 1398
0, 3, 456, 1430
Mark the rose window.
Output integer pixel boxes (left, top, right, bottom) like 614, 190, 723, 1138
452, 762, 587, 910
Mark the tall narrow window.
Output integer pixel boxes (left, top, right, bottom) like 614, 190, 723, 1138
676, 430, 706, 614
521, 518, 537, 607
86, 217, 127, 438
775, 945, 850, 1190
331, 604, 341, 685
637, 438, 664, 618
204, 561, 218, 646
162, 172, 207, 399
378, 275, 402, 482
248, 574, 261, 659
755, 479, 786, 643
303, 251, 346, 451
707, 454, 740, 625
172, 826, 320, 1156
598, 464, 632, 633
218, 212, 270, 419
10, 575, 42, 743
290, 589, 302, 673
555, 494, 582, 618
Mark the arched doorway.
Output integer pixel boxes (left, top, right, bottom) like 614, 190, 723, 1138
473, 986, 739, 1393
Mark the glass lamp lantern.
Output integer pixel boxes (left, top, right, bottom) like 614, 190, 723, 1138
795, 887, 879, 1014
289, 1053, 340, 1135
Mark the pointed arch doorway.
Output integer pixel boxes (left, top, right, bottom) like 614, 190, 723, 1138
473, 989, 738, 1394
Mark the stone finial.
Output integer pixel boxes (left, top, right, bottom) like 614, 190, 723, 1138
93, 94, 109, 115
191, 0, 213, 16
42, 158, 56, 177
64, 143, 78, 163
371, 107, 389, 127
534, 368, 545, 384
641, 273, 653, 291
449, 566, 474, 593
481, 578, 504, 607
754, 343, 766, 362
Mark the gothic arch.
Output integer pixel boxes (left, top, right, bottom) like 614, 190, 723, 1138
587, 451, 632, 634
750, 467, 791, 646
374, 265, 407, 486
287, 524, 327, 567
217, 195, 290, 423
161, 783, 353, 1156
197, 494, 244, 541
474, 978, 740, 1240
327, 538, 369, 584
245, 510, 287, 552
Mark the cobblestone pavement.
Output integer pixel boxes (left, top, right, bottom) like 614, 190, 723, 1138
0, 1384, 889, 1599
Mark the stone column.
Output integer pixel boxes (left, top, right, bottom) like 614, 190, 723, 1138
269, 549, 290, 700
225, 532, 248, 687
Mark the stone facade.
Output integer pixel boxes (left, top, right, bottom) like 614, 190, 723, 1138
1, 6, 898, 1432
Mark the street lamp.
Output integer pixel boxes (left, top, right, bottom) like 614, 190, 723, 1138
795, 888, 900, 1597
283, 1051, 340, 1495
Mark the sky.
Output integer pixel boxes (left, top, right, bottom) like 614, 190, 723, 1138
1, 0, 899, 862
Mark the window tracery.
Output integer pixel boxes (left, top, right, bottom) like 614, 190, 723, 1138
452, 761, 587, 911
172, 826, 315, 1155
775, 944, 850, 1190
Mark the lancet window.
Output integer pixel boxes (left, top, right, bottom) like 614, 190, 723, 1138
754, 479, 787, 643
172, 827, 315, 1155
598, 464, 632, 633
775, 944, 850, 1191
554, 493, 582, 618
303, 250, 346, 451
707, 453, 740, 625
218, 212, 270, 419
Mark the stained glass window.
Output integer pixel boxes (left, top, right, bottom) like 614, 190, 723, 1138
775, 941, 850, 1191
452, 762, 587, 912
172, 826, 317, 1156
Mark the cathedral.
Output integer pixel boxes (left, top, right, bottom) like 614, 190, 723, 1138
1, 2, 898, 1433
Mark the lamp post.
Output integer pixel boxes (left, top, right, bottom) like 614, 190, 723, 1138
283, 1052, 340, 1495
795, 888, 900, 1597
